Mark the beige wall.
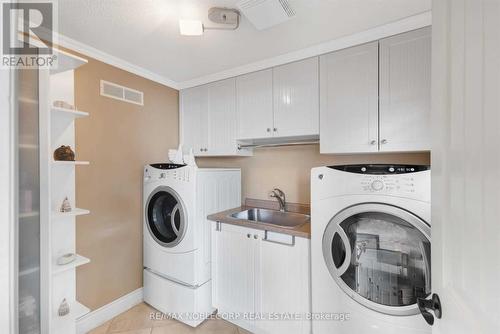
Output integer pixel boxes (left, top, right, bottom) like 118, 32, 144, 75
74, 57, 179, 310
197, 146, 430, 204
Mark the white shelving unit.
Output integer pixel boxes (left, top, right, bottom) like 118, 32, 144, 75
40, 50, 91, 334
52, 160, 90, 166
52, 208, 90, 218
51, 107, 89, 119
52, 255, 91, 275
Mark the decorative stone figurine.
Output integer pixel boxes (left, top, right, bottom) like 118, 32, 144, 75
58, 298, 70, 317
60, 197, 72, 213
53, 145, 75, 161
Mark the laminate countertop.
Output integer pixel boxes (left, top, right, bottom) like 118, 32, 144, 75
207, 206, 311, 239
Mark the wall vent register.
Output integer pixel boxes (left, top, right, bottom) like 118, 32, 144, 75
100, 80, 144, 106
237, 0, 295, 30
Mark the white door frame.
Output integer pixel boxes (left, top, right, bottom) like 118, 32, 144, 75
0, 68, 16, 334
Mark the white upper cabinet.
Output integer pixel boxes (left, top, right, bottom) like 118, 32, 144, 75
379, 27, 431, 152
182, 28, 430, 155
236, 69, 274, 140
320, 27, 431, 154
273, 58, 319, 137
236, 58, 319, 140
207, 78, 238, 155
180, 85, 208, 154
181, 79, 251, 156
320, 42, 379, 154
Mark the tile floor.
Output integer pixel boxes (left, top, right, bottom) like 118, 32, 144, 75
87, 303, 251, 334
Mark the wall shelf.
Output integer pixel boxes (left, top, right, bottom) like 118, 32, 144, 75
20, 143, 38, 150
74, 301, 90, 320
52, 107, 89, 119
20, 211, 40, 219
52, 208, 90, 218
52, 254, 90, 275
50, 49, 88, 75
19, 266, 40, 277
52, 160, 90, 166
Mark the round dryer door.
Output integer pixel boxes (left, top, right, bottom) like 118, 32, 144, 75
322, 203, 431, 316
146, 186, 186, 248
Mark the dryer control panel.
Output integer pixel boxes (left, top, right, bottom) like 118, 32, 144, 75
144, 163, 191, 182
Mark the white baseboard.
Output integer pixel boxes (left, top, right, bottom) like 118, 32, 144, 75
76, 288, 143, 334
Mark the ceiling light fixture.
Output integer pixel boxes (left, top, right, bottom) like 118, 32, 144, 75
179, 7, 240, 36
179, 19, 204, 36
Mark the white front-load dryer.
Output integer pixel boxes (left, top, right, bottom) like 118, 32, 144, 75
311, 165, 431, 334
143, 163, 241, 327
143, 163, 200, 285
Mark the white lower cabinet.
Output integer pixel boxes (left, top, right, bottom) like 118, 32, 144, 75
211, 223, 311, 334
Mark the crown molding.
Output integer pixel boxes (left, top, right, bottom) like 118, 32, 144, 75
56, 33, 179, 90
177, 11, 432, 89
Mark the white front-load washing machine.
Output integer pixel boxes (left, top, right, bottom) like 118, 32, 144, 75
143, 163, 241, 327
311, 164, 431, 334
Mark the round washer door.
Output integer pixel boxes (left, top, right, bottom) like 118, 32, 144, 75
145, 186, 186, 248
322, 203, 431, 316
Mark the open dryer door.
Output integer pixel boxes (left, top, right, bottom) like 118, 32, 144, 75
323, 203, 431, 316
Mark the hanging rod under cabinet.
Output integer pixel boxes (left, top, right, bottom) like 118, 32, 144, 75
238, 140, 319, 150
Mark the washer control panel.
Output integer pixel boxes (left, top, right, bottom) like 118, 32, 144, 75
360, 174, 417, 194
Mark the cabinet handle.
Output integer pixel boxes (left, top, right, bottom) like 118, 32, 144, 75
273, 128, 277, 132
263, 231, 295, 246
266, 128, 271, 132
200, 148, 203, 152
247, 233, 251, 238
370, 140, 377, 145
254, 234, 258, 239
381, 139, 388, 145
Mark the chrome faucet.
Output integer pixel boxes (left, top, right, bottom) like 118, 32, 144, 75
269, 188, 286, 212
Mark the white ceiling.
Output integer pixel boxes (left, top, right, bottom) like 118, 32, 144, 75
58, 0, 431, 86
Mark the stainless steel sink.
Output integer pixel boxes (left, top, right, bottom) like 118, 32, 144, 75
230, 208, 309, 228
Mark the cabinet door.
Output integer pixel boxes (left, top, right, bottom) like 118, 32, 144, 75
236, 69, 273, 139
319, 42, 379, 154
379, 27, 431, 152
256, 233, 311, 334
207, 78, 237, 155
273, 57, 319, 137
180, 85, 208, 154
212, 223, 258, 327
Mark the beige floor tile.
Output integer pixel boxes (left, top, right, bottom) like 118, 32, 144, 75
87, 320, 111, 334
195, 319, 238, 334
237, 327, 253, 334
151, 322, 197, 334
108, 303, 156, 333
115, 329, 152, 334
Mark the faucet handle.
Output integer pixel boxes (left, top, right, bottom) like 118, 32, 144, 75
272, 188, 286, 200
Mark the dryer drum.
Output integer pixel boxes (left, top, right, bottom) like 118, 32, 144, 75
146, 186, 186, 248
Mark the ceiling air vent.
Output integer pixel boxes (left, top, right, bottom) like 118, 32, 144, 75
100, 80, 144, 106
237, 0, 296, 30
